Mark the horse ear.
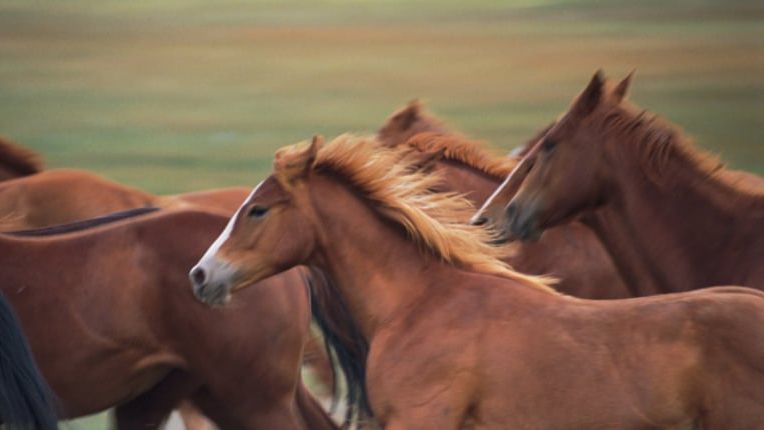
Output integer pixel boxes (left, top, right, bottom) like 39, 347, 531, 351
304, 135, 322, 169
395, 99, 423, 130
393, 100, 422, 129
274, 135, 323, 184
613, 70, 635, 102
572, 70, 605, 117
377, 99, 424, 146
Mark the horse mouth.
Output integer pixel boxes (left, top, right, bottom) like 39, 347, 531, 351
507, 207, 542, 242
193, 281, 232, 307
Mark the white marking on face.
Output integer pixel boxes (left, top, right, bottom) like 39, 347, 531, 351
199, 180, 264, 263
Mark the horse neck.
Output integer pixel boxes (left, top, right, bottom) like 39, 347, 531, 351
306, 176, 452, 340
584, 135, 763, 292
435, 160, 503, 206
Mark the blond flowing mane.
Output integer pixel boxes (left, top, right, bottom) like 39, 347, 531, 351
404, 132, 518, 180
275, 134, 555, 292
597, 100, 764, 197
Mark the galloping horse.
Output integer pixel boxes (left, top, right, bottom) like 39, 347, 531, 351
393, 131, 629, 298
0, 136, 43, 181
0, 291, 58, 430
192, 135, 764, 429
2, 208, 336, 430
474, 71, 764, 294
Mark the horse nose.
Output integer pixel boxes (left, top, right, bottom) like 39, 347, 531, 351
190, 266, 207, 287
470, 214, 488, 226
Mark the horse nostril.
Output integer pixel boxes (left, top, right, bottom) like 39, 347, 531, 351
190, 267, 207, 287
470, 215, 488, 226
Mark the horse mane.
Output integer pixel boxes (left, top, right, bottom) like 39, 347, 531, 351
377, 100, 453, 147
597, 98, 764, 198
0, 136, 44, 177
404, 132, 518, 180
4, 207, 160, 237
276, 134, 555, 290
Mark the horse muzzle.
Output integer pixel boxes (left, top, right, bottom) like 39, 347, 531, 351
189, 258, 236, 306
507, 202, 542, 242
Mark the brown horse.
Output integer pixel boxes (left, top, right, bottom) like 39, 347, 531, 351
0, 168, 250, 230
2, 208, 336, 430
391, 131, 629, 299
0, 136, 44, 181
192, 135, 764, 429
474, 71, 764, 295
376, 99, 454, 148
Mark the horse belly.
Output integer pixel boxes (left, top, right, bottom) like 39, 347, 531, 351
44, 349, 179, 418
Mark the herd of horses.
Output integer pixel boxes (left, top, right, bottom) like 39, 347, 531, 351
1, 70, 763, 429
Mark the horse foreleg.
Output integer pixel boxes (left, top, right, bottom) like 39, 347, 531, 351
113, 369, 201, 430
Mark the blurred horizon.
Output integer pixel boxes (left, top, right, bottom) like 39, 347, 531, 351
0, 0, 762, 427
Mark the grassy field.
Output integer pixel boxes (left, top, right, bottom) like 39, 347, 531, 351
0, 0, 762, 428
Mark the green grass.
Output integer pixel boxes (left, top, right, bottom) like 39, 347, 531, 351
0, 1, 762, 428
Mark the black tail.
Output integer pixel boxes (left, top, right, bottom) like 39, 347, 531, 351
0, 292, 58, 430
304, 268, 373, 428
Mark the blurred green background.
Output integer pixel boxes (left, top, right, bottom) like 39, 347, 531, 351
0, 0, 762, 428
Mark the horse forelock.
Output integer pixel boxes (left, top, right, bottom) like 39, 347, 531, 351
274, 134, 555, 292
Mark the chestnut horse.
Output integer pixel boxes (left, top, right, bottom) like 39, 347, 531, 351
192, 135, 764, 429
0, 136, 43, 181
389, 130, 629, 299
2, 208, 336, 430
376, 99, 454, 148
474, 71, 764, 295
0, 168, 250, 230
0, 291, 58, 430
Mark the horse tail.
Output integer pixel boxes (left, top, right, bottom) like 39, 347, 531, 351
0, 291, 58, 430
304, 267, 373, 428
295, 383, 338, 430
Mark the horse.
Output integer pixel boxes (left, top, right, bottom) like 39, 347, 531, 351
0, 291, 58, 430
191, 134, 764, 429
376, 99, 454, 148
0, 168, 250, 230
0, 136, 43, 182
387, 129, 629, 299
473, 71, 764, 295
1, 208, 337, 430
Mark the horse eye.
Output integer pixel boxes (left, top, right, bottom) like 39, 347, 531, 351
248, 205, 269, 219
542, 138, 558, 152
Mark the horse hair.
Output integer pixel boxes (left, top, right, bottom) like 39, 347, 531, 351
305, 268, 373, 428
0, 291, 58, 429
5, 207, 160, 237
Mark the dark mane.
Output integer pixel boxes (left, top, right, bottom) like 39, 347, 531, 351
0, 136, 44, 177
305, 268, 372, 428
5, 207, 160, 237
597, 102, 763, 198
